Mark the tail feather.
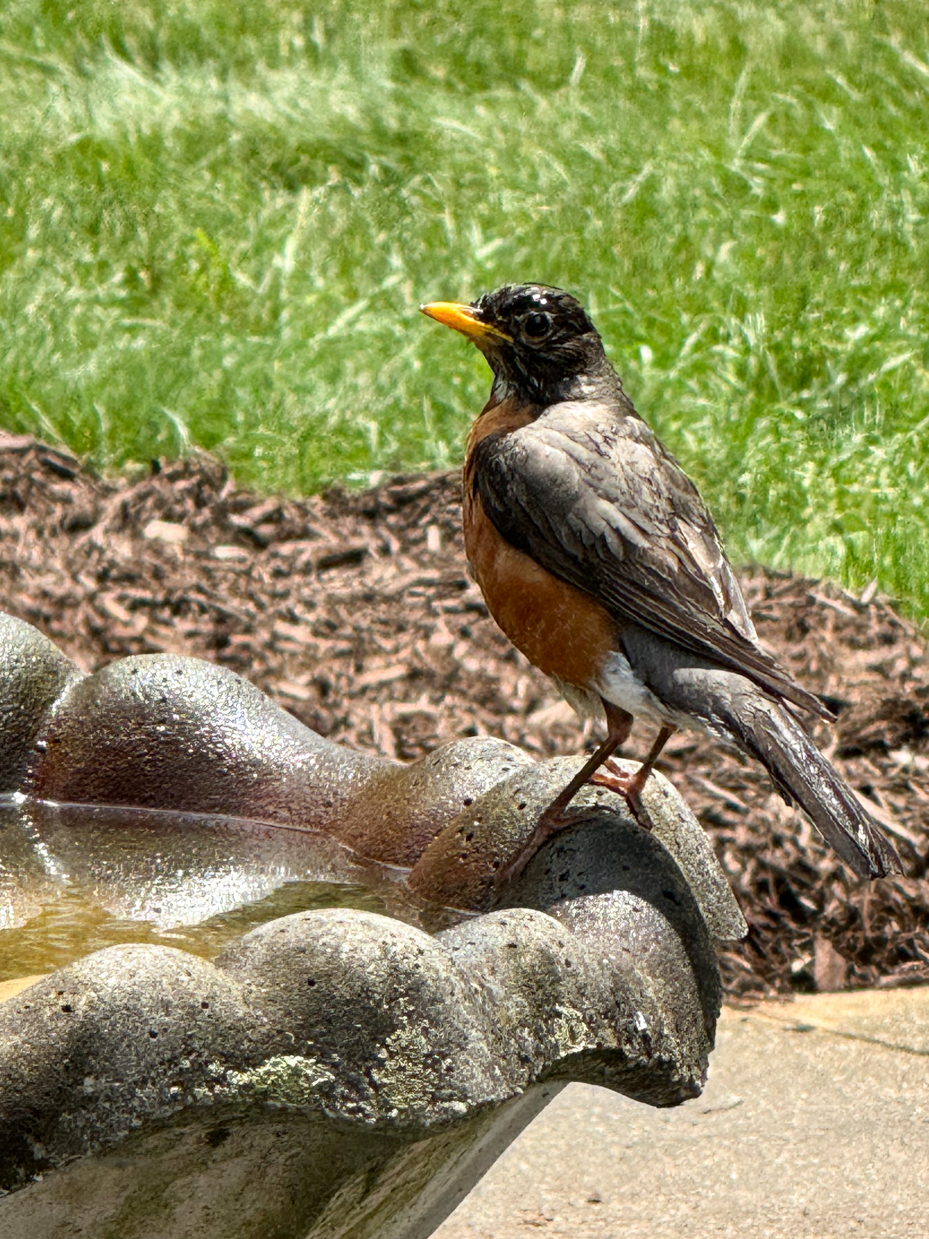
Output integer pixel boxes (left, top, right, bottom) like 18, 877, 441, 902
616, 628, 904, 878
718, 692, 902, 879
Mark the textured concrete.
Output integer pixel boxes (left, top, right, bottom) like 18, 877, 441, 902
410, 754, 743, 943
0, 711, 740, 1236
0, 610, 742, 1237
24, 642, 538, 868
434, 987, 929, 1238
0, 888, 719, 1238
0, 613, 79, 792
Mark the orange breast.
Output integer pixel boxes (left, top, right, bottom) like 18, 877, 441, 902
463, 398, 619, 690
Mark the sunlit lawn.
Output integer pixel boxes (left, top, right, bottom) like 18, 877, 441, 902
1, 1, 928, 611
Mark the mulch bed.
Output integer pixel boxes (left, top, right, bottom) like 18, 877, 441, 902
2, 432, 928, 1000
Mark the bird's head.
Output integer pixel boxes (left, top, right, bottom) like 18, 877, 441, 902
421, 283, 618, 406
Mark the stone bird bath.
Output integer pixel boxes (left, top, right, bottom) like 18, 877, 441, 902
0, 610, 745, 1238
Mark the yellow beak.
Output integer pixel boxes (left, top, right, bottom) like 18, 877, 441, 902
420, 301, 512, 343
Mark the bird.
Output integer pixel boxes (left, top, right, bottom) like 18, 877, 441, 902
420, 283, 902, 884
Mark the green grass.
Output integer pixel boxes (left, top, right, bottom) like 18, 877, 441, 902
2, 1, 929, 612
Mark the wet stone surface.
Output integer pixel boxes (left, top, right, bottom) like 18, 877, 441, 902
0, 610, 744, 1238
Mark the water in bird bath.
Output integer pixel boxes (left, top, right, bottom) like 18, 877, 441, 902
0, 795, 418, 983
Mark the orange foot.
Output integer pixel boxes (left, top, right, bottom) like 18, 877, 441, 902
589, 756, 653, 827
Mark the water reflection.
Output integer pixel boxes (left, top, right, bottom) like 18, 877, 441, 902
0, 796, 420, 982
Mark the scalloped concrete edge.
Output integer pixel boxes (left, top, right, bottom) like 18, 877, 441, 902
0, 610, 746, 1237
4, 888, 714, 1238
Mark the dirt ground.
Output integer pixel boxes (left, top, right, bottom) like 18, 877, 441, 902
2, 432, 927, 999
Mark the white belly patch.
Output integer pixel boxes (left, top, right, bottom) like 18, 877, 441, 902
593, 650, 701, 732
552, 652, 709, 736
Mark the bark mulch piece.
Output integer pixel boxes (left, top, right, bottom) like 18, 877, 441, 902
2, 432, 927, 1000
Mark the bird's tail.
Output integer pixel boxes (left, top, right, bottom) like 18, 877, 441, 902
708, 684, 902, 879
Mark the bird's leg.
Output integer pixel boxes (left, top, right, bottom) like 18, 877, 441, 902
495, 702, 633, 887
591, 723, 677, 818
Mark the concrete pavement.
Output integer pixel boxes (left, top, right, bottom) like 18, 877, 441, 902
435, 988, 929, 1238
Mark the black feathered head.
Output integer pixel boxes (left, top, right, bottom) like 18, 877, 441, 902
422, 283, 617, 404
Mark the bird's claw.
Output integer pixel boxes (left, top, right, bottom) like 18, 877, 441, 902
590, 756, 652, 827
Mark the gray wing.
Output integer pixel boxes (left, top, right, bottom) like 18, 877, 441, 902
472, 401, 831, 719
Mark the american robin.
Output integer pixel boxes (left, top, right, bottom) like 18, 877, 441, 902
421, 283, 902, 882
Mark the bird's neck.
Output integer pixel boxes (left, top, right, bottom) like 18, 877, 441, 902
549, 369, 627, 404
488, 359, 629, 411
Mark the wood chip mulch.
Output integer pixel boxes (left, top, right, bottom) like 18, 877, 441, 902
2, 432, 928, 1000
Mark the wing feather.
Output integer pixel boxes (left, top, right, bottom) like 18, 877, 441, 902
472, 402, 831, 720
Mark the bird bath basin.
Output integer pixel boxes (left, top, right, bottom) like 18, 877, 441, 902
0, 795, 414, 981
0, 610, 745, 1238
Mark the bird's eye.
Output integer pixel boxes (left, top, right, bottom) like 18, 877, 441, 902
521, 311, 552, 340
